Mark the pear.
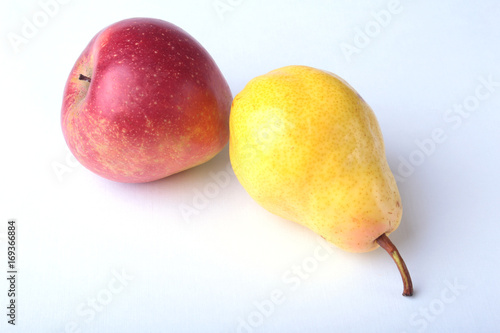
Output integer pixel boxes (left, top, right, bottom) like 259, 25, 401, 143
229, 65, 413, 296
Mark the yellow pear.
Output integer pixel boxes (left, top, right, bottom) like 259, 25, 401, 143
229, 65, 413, 296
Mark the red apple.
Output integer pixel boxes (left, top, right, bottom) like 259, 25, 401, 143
61, 18, 232, 183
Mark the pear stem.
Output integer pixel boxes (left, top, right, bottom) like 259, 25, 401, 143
376, 233, 413, 296
79, 74, 91, 83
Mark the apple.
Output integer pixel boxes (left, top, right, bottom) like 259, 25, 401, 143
61, 18, 232, 183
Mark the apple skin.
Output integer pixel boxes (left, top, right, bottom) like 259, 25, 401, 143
61, 18, 232, 183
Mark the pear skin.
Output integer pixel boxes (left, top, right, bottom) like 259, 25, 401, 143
229, 65, 413, 296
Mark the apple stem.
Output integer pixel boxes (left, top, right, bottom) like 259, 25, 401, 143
79, 74, 91, 83
376, 233, 413, 296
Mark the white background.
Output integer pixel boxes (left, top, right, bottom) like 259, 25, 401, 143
1, 0, 499, 332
